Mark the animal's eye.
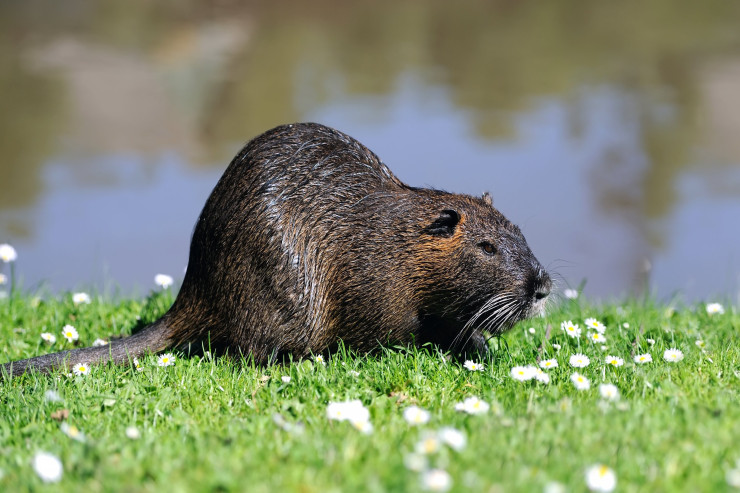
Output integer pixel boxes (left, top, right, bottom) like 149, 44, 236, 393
479, 242, 496, 255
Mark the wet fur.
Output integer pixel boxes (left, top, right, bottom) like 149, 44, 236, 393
3, 123, 550, 377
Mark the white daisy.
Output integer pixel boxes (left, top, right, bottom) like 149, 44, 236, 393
403, 406, 431, 426
510, 365, 537, 381
421, 469, 452, 491
326, 400, 370, 424
584, 318, 606, 334
60, 423, 86, 442
281, 376, 291, 383
563, 288, 579, 299
695, 340, 706, 349
706, 302, 724, 315
61, 325, 78, 342
72, 363, 90, 376
72, 292, 91, 305
32, 452, 62, 483
663, 348, 684, 363
534, 368, 550, 384
125, 426, 141, 439
0, 244, 17, 263
598, 384, 619, 401
570, 372, 590, 390
313, 354, 325, 365
415, 432, 442, 455
454, 396, 490, 415
92, 338, 107, 347
560, 320, 581, 338
569, 353, 590, 368
463, 360, 484, 371
41, 332, 56, 344
539, 358, 558, 370
133, 358, 143, 372
552, 343, 561, 351
646, 338, 655, 346
157, 353, 175, 367
154, 274, 174, 289
528, 327, 536, 334
350, 419, 373, 434
588, 332, 606, 343
585, 464, 617, 492
404, 453, 428, 472
438, 427, 466, 451
634, 353, 652, 364
605, 355, 624, 367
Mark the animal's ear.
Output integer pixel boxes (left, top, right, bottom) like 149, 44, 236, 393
482, 192, 492, 206
424, 209, 460, 237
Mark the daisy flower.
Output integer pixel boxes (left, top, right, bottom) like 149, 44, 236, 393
313, 354, 325, 365
133, 358, 143, 372
92, 338, 107, 346
326, 400, 370, 424
154, 274, 174, 289
663, 348, 684, 363
588, 332, 606, 343
605, 355, 624, 367
570, 372, 590, 390
598, 384, 619, 401
569, 353, 590, 368
157, 353, 176, 367
61, 325, 78, 342
350, 419, 373, 434
706, 302, 724, 315
528, 327, 536, 334
416, 432, 442, 455
60, 423, 86, 442
563, 288, 579, 299
125, 426, 141, 440
404, 453, 428, 472
552, 343, 561, 351
560, 320, 581, 338
634, 353, 652, 364
72, 292, 91, 305
534, 368, 550, 384
646, 338, 655, 346
539, 358, 558, 370
41, 332, 56, 344
622, 323, 630, 328
281, 376, 291, 383
455, 396, 489, 415
510, 365, 536, 381
584, 318, 606, 334
32, 452, 63, 483
438, 427, 466, 451
464, 360, 484, 371
0, 244, 17, 263
585, 464, 617, 492
695, 340, 706, 349
403, 406, 431, 426
421, 469, 452, 492
72, 363, 90, 376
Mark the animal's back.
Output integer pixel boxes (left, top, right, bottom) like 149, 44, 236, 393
170, 123, 411, 362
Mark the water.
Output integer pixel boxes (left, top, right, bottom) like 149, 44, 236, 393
1, 0, 740, 303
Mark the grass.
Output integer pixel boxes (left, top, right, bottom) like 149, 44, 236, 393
0, 288, 738, 492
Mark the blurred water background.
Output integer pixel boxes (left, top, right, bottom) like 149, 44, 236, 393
1, 0, 740, 303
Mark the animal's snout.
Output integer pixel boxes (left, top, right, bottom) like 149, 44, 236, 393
531, 269, 552, 301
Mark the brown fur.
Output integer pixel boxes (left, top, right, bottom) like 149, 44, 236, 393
2, 123, 551, 377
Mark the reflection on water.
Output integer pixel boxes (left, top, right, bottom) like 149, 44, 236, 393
1, 0, 740, 301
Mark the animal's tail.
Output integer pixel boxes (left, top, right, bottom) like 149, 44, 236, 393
1, 317, 174, 378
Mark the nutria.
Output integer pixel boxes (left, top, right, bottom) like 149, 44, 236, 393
3, 122, 551, 377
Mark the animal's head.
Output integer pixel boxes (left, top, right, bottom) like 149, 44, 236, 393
418, 191, 551, 343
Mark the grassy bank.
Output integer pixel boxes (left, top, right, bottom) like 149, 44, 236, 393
0, 289, 738, 492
